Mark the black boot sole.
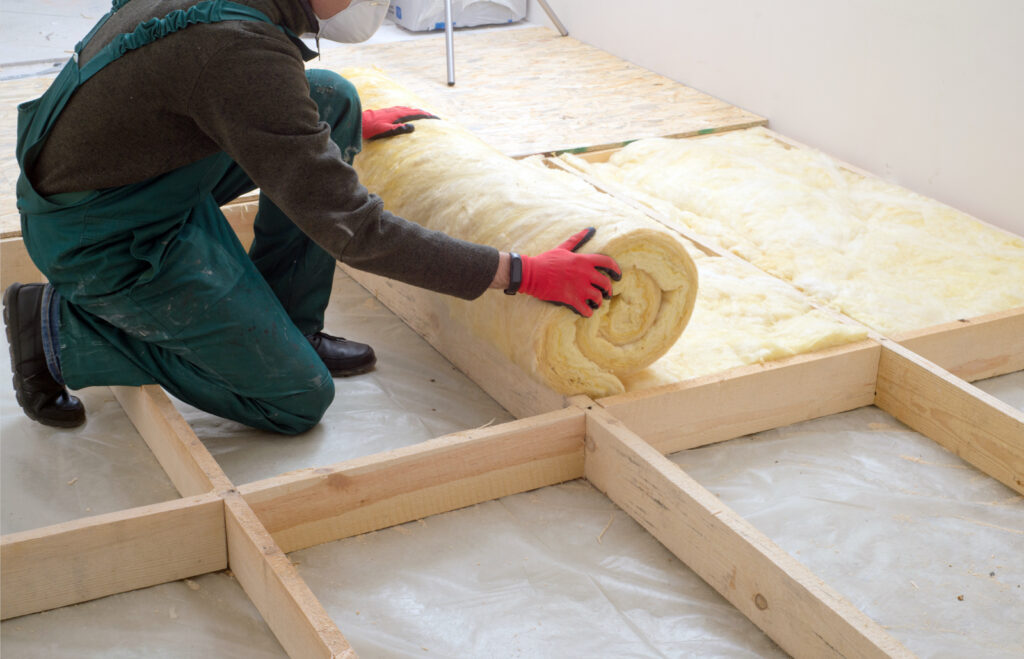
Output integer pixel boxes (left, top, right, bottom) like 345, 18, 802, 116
328, 359, 377, 378
4, 284, 86, 429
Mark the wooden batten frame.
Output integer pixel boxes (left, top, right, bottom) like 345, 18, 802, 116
0, 409, 583, 650
1, 146, 1019, 657
581, 401, 913, 659
0, 494, 226, 620
239, 407, 585, 553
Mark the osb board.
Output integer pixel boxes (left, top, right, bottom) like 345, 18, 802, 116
315, 27, 766, 157
0, 26, 765, 238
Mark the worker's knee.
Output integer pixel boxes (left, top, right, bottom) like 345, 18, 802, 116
268, 373, 336, 435
307, 69, 362, 163
307, 70, 361, 133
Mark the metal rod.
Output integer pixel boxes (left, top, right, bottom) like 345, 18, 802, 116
444, 0, 455, 85
535, 0, 568, 36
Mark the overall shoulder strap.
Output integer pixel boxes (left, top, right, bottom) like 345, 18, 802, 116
71, 0, 133, 59
78, 0, 282, 82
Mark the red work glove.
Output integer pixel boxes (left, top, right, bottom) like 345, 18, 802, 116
519, 228, 622, 318
362, 106, 438, 140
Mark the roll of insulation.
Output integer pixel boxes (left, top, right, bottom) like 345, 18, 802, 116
343, 67, 699, 397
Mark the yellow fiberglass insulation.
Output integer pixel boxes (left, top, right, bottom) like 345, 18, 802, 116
343, 68, 699, 397
561, 128, 1024, 335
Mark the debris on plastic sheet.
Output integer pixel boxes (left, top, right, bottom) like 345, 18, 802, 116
596, 512, 614, 544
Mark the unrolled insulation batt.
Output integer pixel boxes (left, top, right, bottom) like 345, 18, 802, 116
344, 67, 699, 397
560, 129, 1024, 335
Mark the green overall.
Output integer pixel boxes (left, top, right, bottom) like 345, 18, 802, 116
16, 0, 362, 434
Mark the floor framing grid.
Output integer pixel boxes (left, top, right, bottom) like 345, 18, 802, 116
3, 178, 1022, 657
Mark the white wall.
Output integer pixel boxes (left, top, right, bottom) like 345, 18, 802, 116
528, 0, 1024, 236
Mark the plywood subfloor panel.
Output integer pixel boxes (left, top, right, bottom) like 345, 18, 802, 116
315, 27, 766, 157
0, 27, 765, 237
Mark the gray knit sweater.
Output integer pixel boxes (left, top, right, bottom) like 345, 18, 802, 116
29, 0, 498, 300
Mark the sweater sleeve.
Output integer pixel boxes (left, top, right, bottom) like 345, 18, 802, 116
187, 26, 498, 300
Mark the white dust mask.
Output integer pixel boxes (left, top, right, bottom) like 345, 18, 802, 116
317, 0, 389, 43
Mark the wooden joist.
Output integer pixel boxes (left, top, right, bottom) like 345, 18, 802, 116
581, 401, 914, 658
891, 307, 1024, 382
599, 340, 879, 454
875, 342, 1024, 495
0, 494, 226, 620
240, 408, 584, 553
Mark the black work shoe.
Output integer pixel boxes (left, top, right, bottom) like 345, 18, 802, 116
4, 283, 85, 428
306, 331, 376, 377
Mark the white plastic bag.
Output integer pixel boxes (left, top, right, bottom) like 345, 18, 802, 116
388, 0, 527, 31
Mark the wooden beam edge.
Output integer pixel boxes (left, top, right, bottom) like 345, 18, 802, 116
598, 340, 881, 454
1, 494, 226, 620
581, 403, 913, 659
874, 341, 1024, 495
889, 306, 1024, 381
239, 408, 585, 553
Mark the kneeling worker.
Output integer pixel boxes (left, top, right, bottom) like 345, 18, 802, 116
5, 0, 619, 433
